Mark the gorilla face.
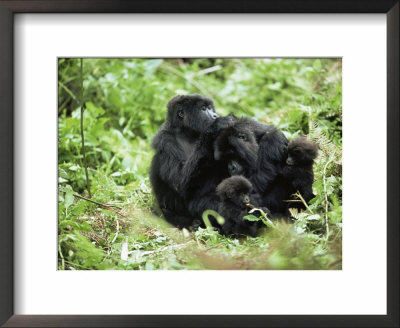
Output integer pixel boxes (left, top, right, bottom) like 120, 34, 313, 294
214, 125, 258, 160
216, 176, 253, 210
213, 121, 259, 179
286, 149, 301, 165
286, 137, 318, 166
235, 191, 251, 209
166, 94, 219, 134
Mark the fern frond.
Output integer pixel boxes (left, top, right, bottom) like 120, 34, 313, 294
308, 119, 341, 165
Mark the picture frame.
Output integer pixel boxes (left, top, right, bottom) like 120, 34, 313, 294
0, 1, 398, 327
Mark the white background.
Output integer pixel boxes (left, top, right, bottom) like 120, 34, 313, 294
14, 14, 387, 315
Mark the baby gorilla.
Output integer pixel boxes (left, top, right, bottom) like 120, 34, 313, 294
282, 137, 318, 206
216, 176, 261, 237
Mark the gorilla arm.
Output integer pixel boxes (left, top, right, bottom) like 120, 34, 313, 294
178, 121, 224, 195
152, 126, 213, 197
152, 132, 192, 194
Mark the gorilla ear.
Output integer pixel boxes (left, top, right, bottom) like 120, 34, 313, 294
177, 109, 184, 119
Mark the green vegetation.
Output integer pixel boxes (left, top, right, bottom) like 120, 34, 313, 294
58, 58, 342, 270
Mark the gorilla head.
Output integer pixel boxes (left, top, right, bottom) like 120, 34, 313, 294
216, 176, 260, 237
213, 119, 257, 178
165, 94, 219, 135
213, 119, 259, 176
286, 137, 318, 166
216, 175, 253, 210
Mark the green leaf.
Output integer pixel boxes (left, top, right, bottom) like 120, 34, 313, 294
243, 214, 261, 222
58, 177, 68, 183
305, 214, 322, 221
68, 165, 80, 172
64, 191, 74, 210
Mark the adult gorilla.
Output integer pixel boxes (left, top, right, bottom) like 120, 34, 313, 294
214, 117, 288, 195
150, 94, 232, 228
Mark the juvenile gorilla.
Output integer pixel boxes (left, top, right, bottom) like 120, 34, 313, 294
150, 94, 232, 229
216, 176, 261, 237
258, 136, 318, 214
282, 137, 318, 206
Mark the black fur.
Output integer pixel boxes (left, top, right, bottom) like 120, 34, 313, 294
220, 134, 318, 216
261, 137, 318, 214
183, 115, 236, 223
282, 137, 318, 205
214, 117, 288, 199
216, 176, 261, 237
214, 118, 319, 216
150, 94, 218, 228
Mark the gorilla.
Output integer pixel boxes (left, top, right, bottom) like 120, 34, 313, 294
255, 136, 318, 214
216, 176, 261, 237
282, 137, 318, 206
214, 117, 289, 198
150, 94, 233, 229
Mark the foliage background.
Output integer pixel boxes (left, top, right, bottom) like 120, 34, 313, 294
58, 58, 342, 270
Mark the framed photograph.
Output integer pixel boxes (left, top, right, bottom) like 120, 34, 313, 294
1, 1, 398, 327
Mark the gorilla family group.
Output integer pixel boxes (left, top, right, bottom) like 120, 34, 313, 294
150, 94, 318, 237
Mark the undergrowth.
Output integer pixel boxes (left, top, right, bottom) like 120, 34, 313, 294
58, 58, 342, 270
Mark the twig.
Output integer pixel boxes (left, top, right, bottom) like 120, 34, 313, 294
111, 218, 120, 244
197, 65, 222, 75
202, 245, 221, 252
73, 193, 122, 209
58, 98, 70, 115
58, 81, 77, 101
80, 58, 91, 198
292, 191, 314, 214
58, 242, 65, 270
322, 153, 335, 238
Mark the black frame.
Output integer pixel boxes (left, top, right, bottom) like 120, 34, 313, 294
0, 1, 398, 327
